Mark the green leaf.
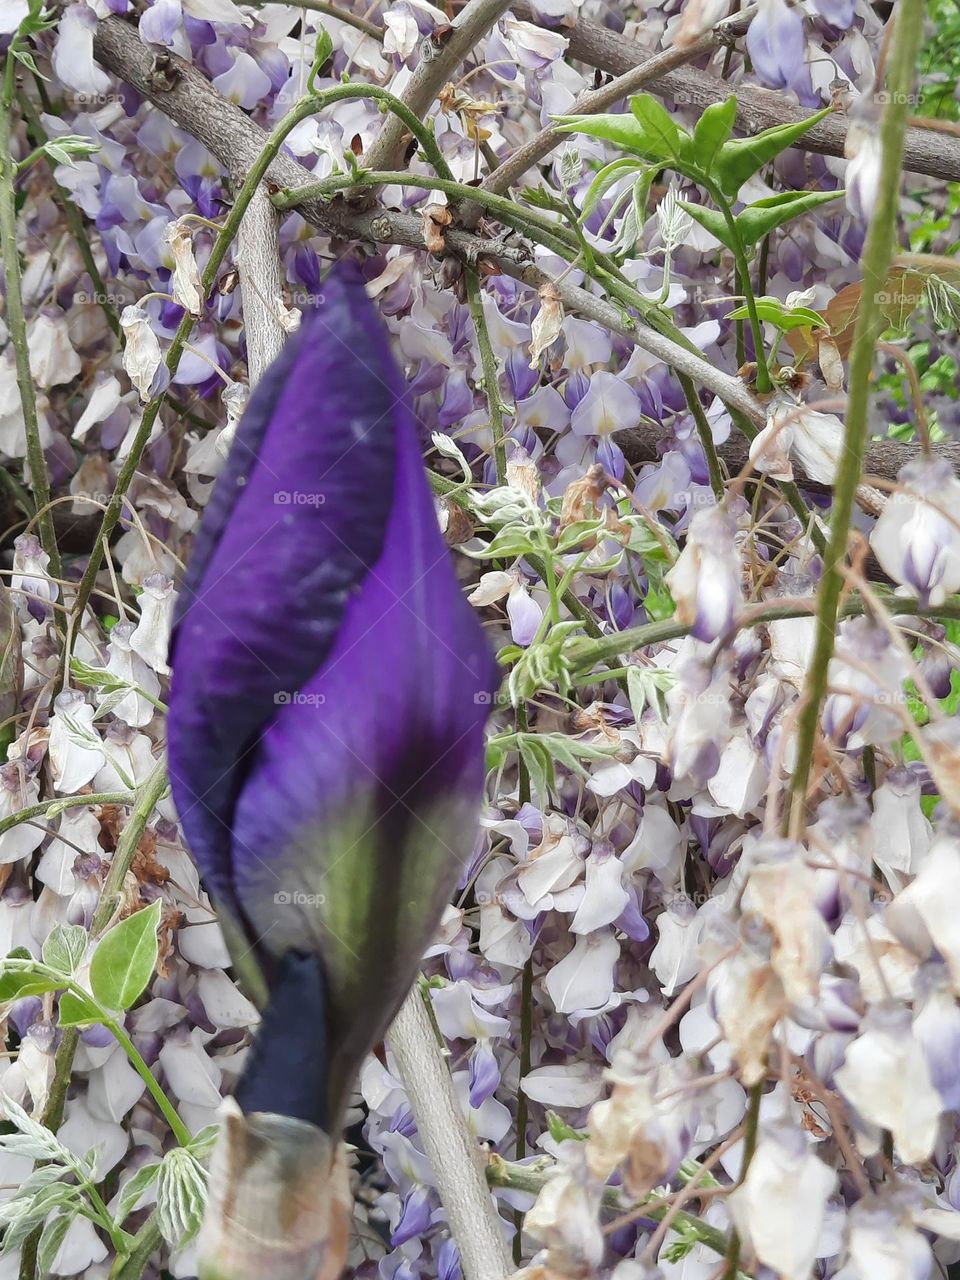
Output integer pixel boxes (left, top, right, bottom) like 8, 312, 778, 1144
89, 899, 162, 1010
629, 94, 684, 160
0, 966, 63, 1002
677, 199, 733, 249
41, 924, 88, 977
69, 657, 129, 692
546, 1110, 587, 1142
11, 47, 45, 79
37, 1211, 74, 1277
156, 1149, 208, 1248
713, 106, 833, 199
556, 100, 684, 165
690, 96, 737, 173
0, 1186, 80, 1254
734, 189, 844, 247
518, 737, 554, 807
188, 1124, 220, 1159
727, 297, 829, 332
313, 24, 333, 70
57, 991, 100, 1027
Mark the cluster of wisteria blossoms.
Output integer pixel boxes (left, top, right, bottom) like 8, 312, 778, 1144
0, 0, 959, 1276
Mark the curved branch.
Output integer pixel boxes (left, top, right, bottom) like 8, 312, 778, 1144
510, 0, 960, 185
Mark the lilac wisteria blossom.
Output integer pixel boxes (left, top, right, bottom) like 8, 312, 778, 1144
166, 262, 498, 1278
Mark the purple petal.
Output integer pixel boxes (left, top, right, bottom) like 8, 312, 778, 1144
746, 0, 805, 89
168, 261, 498, 1127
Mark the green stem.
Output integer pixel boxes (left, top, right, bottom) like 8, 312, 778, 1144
486, 1156, 731, 1260
567, 593, 960, 676
465, 268, 507, 485
21, 762, 173, 1280
0, 790, 137, 839
109, 1217, 161, 1280
68, 85, 450, 637
102, 1014, 191, 1147
678, 372, 724, 502
0, 51, 62, 589
36, 763, 168, 1134
785, 0, 923, 831
512, 705, 533, 1264
722, 1079, 763, 1280
81, 1179, 132, 1255
708, 186, 771, 393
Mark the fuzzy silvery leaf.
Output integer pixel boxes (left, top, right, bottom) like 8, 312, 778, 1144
0, 1184, 82, 1253
626, 666, 676, 723
430, 431, 471, 484
60, 711, 103, 753
42, 135, 100, 166
0, 1092, 72, 1163
15, 1165, 74, 1201
36, 1211, 76, 1277
93, 686, 142, 721
41, 924, 88, 976
114, 1162, 161, 1226
188, 1125, 220, 1158
155, 1148, 207, 1247
559, 144, 582, 189
69, 657, 131, 694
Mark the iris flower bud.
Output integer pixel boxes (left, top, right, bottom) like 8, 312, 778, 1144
167, 262, 498, 1279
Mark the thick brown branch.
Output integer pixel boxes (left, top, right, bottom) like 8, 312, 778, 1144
360, 0, 513, 174
510, 1, 960, 185
618, 425, 960, 489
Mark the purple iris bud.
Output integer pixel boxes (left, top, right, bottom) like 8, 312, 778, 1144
167, 263, 498, 1274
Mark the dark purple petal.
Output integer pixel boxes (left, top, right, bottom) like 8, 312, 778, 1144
168, 261, 498, 1126
168, 263, 399, 914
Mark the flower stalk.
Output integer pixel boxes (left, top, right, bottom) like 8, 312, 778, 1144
786, 0, 925, 830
